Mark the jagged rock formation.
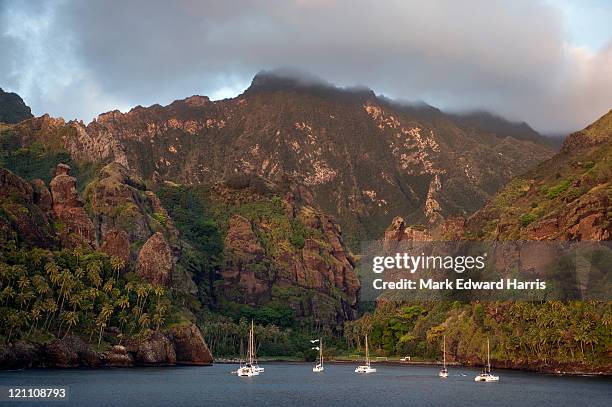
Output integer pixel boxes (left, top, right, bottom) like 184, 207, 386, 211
1, 72, 555, 246
87, 162, 178, 245
50, 163, 96, 248
82, 162, 184, 285
0, 88, 33, 124
209, 177, 360, 328
136, 232, 173, 286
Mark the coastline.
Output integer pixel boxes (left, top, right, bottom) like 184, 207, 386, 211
214, 357, 612, 377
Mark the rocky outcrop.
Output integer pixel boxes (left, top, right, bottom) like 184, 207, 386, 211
0, 341, 41, 369
1, 326, 213, 369
383, 216, 432, 253
216, 183, 360, 326
44, 336, 88, 368
105, 345, 134, 367
0, 167, 56, 248
31, 179, 53, 215
49, 163, 96, 248
88, 162, 179, 272
224, 215, 265, 260
136, 232, 173, 286
560, 109, 611, 154
0, 166, 34, 199
100, 228, 131, 263
88, 163, 151, 242
168, 324, 213, 365
440, 217, 466, 240
131, 332, 176, 366
0, 88, 33, 124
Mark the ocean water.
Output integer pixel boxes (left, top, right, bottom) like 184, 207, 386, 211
0, 363, 610, 406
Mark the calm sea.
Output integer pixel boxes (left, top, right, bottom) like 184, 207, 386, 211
0, 363, 610, 406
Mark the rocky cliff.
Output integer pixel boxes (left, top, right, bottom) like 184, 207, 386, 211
167, 175, 362, 330
0, 164, 214, 368
1, 72, 555, 247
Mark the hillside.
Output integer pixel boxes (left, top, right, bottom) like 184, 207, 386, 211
465, 109, 612, 240
0, 71, 555, 247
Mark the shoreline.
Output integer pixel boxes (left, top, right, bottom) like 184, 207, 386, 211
214, 358, 612, 377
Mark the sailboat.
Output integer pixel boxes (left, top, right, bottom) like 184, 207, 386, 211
355, 334, 376, 373
474, 338, 499, 382
439, 335, 448, 378
312, 338, 324, 372
237, 320, 261, 377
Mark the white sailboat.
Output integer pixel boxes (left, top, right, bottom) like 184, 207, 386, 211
237, 320, 260, 377
474, 338, 499, 382
312, 338, 324, 372
439, 335, 448, 378
355, 334, 376, 373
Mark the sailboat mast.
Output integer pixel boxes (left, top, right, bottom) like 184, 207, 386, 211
250, 320, 255, 364
443, 335, 446, 368
320, 338, 323, 366
487, 338, 490, 373
365, 334, 370, 365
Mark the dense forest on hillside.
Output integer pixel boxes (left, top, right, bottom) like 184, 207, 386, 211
345, 301, 611, 371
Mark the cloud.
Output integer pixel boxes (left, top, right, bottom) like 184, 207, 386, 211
0, 0, 610, 133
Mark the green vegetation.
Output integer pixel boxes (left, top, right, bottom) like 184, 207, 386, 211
544, 179, 571, 199
0, 130, 100, 191
520, 212, 538, 226
199, 313, 347, 359
0, 245, 174, 348
345, 301, 611, 367
156, 185, 223, 306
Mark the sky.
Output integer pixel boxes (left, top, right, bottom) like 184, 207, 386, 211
0, 0, 610, 135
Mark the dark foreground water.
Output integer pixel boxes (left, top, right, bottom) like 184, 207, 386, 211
0, 363, 610, 407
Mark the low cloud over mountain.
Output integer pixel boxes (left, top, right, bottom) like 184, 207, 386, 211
1, 0, 611, 134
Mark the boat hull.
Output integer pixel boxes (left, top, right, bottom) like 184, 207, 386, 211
237, 367, 259, 377
355, 366, 376, 373
475, 373, 499, 382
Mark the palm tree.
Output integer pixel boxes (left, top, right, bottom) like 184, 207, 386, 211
110, 256, 125, 280
152, 304, 167, 331
138, 312, 150, 333
1, 286, 15, 306
96, 303, 114, 349
62, 311, 79, 338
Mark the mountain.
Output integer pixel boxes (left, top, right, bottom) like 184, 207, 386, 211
464, 109, 612, 241
0, 88, 33, 124
0, 71, 555, 247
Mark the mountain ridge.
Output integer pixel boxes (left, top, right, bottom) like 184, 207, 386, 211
0, 73, 556, 246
